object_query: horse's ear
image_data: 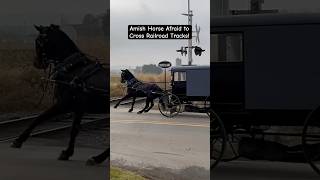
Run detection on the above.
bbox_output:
[34,25,42,32]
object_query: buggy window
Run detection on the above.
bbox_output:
[174,71,186,81]
[211,33,243,62]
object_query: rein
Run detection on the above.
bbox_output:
[34,63,54,108]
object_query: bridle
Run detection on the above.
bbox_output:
[34,34,57,107]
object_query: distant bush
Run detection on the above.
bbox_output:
[0,42,108,112]
[141,64,163,74]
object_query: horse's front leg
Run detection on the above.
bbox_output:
[11,103,65,148]
[128,95,136,112]
[58,112,83,160]
[114,94,131,109]
[86,148,110,166]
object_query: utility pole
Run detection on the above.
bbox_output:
[250,0,264,13]
[182,0,193,66]
[231,0,278,15]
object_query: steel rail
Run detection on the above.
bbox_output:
[0,115,108,143]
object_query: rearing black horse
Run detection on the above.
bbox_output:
[10,24,109,164]
[114,69,163,113]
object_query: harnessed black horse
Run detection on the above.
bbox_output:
[10,24,109,165]
[114,69,163,113]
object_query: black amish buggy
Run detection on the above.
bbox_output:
[211,13,320,175]
[114,65,210,117]
[157,65,210,117]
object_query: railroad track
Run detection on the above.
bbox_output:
[0,114,108,143]
[0,96,145,143]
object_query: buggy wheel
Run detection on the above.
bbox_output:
[158,93,181,118]
[211,109,226,170]
[302,106,320,176]
[218,133,241,162]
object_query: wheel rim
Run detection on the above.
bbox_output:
[158,93,181,118]
[211,109,226,170]
[302,107,320,175]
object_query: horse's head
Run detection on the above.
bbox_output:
[34,24,79,69]
[120,69,134,83]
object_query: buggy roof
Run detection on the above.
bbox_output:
[212,13,320,28]
[171,65,209,72]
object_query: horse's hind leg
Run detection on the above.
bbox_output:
[86,148,110,166]
[58,112,83,160]
[11,104,65,148]
[138,98,150,114]
[144,98,154,112]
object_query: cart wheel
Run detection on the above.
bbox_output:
[302,106,320,176]
[211,109,226,170]
[219,133,241,162]
[158,93,181,118]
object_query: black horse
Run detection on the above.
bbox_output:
[114,69,163,113]
[10,24,109,164]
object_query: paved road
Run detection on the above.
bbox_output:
[213,160,319,180]
[0,142,108,180]
[110,107,210,170]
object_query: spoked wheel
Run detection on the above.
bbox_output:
[219,132,241,162]
[302,107,320,176]
[158,92,182,118]
[210,109,226,170]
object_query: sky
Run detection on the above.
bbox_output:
[229,0,320,12]
[0,0,108,25]
[110,0,210,69]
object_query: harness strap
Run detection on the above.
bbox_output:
[70,62,103,91]
[54,53,87,73]
[77,62,102,80]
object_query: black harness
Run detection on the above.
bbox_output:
[49,53,107,96]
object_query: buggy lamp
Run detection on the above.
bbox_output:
[158,61,172,91]
[158,61,172,68]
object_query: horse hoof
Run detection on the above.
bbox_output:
[11,140,22,148]
[58,150,72,161]
[86,158,98,166]
[137,111,143,114]
[128,109,133,112]
[114,106,117,109]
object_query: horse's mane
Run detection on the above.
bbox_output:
[54,28,79,53]
[125,69,136,79]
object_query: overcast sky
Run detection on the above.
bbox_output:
[0,0,108,25]
[110,0,210,69]
[229,0,320,12]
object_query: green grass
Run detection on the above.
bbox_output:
[111,167,146,180]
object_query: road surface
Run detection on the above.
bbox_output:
[110,107,210,170]
[0,142,108,180]
[213,160,319,180]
